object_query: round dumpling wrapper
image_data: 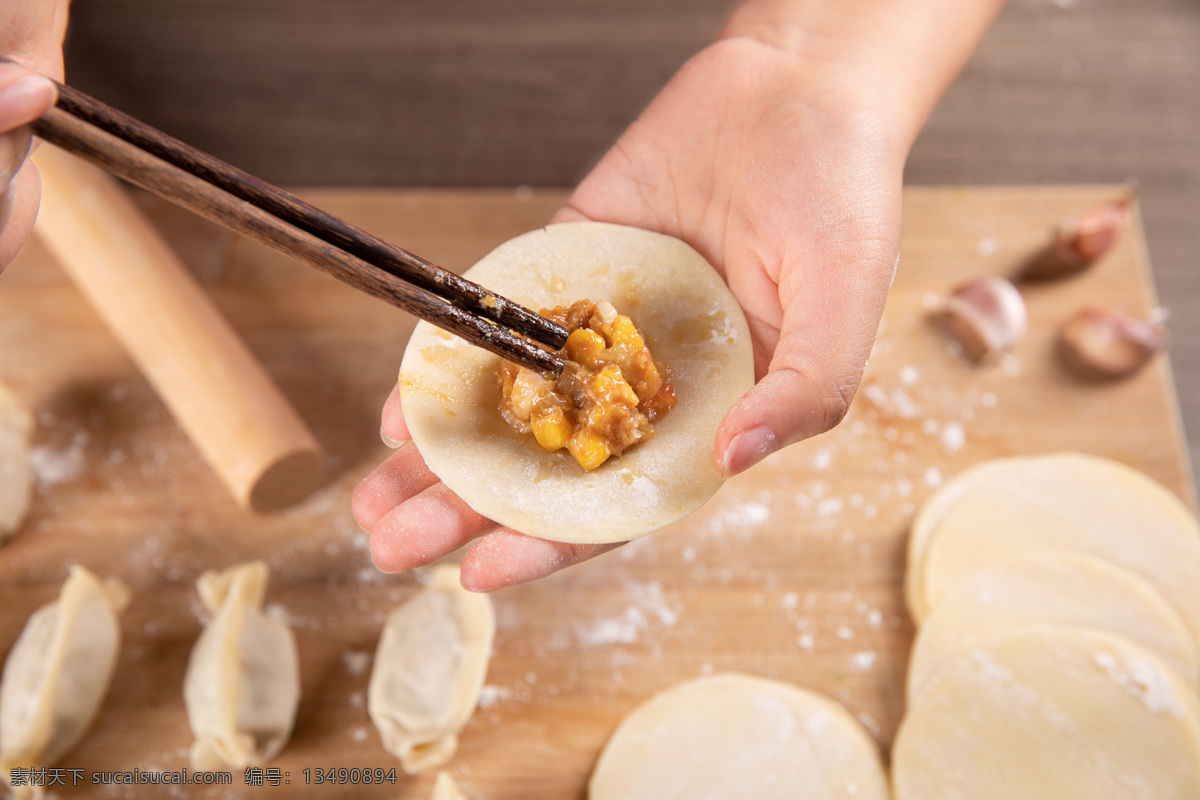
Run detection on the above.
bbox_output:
[904,457,1031,622]
[919,452,1200,646]
[893,627,1200,800]
[399,222,754,544]
[906,552,1200,705]
[590,673,889,800]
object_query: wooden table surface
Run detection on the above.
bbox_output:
[0,185,1192,798]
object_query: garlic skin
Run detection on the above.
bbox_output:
[1058,307,1167,379]
[937,276,1028,363]
[1020,199,1130,281]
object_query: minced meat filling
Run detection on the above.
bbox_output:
[498,299,677,470]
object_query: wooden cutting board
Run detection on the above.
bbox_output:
[0,186,1192,798]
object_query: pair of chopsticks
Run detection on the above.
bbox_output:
[10,58,568,376]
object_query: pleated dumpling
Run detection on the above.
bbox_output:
[0,566,129,797]
[184,561,300,771]
[368,564,494,774]
[431,771,468,799]
[0,382,33,544]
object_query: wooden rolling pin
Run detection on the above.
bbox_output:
[32,146,324,512]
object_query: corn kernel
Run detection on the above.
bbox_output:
[567,431,610,470]
[592,366,639,407]
[565,328,606,369]
[612,316,645,349]
[635,361,662,403]
[531,409,571,451]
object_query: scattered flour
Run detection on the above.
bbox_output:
[1093,652,1183,715]
[576,608,645,646]
[626,581,679,626]
[265,603,319,631]
[478,685,512,709]
[1001,355,1021,378]
[970,649,1015,684]
[28,432,88,488]
[816,498,843,518]
[704,501,771,534]
[342,649,371,676]
[890,388,919,419]
[851,651,878,672]
[574,581,680,647]
[939,421,966,455]
[861,382,923,419]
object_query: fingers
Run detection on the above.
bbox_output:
[350,443,439,531]
[0,162,40,272]
[353,422,622,589]
[714,242,898,476]
[0,63,55,137]
[379,383,409,447]
[353,445,621,587]
[549,203,591,225]
[0,127,32,240]
[0,64,55,191]
[461,530,622,592]
[0,64,55,275]
[368,482,498,574]
[715,366,855,475]
[351,440,499,574]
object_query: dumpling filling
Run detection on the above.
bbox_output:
[498,299,676,470]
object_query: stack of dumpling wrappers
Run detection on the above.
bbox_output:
[893,453,1200,799]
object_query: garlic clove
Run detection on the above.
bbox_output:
[936,276,1027,363]
[1058,307,1167,379]
[1019,198,1131,281]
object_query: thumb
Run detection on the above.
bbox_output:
[0,64,55,225]
[713,249,897,476]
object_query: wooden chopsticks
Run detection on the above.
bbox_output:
[16,61,568,376]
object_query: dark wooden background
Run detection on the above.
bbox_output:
[62,0,1200,492]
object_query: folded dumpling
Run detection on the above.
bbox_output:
[431,771,468,800]
[0,566,129,797]
[368,564,494,774]
[0,383,33,544]
[184,561,300,771]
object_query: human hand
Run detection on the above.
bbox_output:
[0,0,69,273]
[354,29,924,590]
